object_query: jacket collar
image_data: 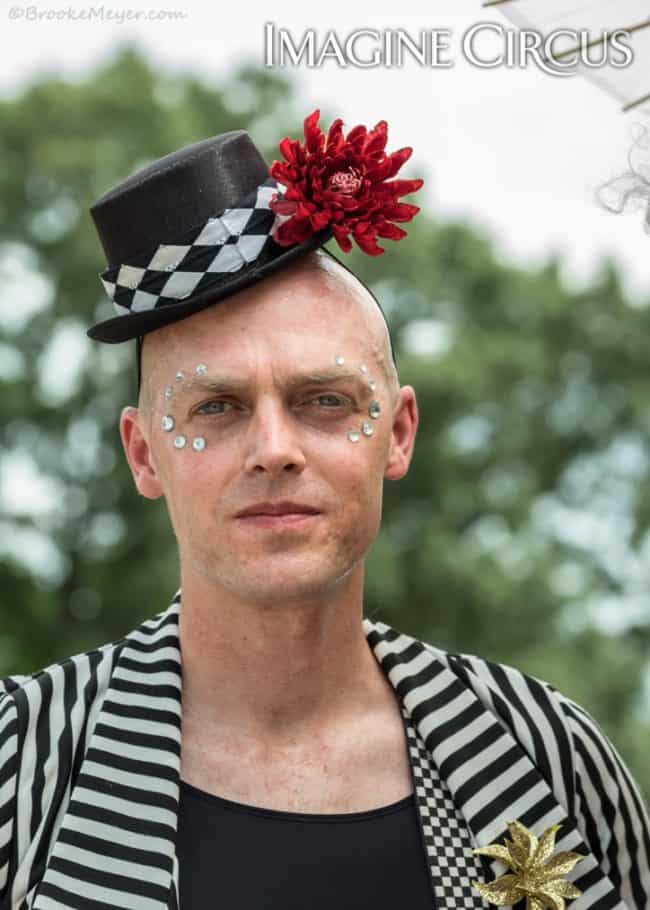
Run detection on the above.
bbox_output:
[31,591,629,910]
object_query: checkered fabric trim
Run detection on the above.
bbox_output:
[98,177,286,317]
[401,704,491,909]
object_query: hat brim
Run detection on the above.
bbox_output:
[86,227,335,344]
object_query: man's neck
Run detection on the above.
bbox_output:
[176,568,394,748]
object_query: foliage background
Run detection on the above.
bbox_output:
[1,47,649,800]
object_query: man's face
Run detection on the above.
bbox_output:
[121,255,417,607]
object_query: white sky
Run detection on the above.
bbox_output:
[2,0,650,299]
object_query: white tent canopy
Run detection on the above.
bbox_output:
[484,1,650,113]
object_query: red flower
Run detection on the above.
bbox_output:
[269,109,424,256]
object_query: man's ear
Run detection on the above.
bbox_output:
[120,406,164,500]
[384,386,419,481]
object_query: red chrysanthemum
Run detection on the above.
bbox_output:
[268,109,424,256]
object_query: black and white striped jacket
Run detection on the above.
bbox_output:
[1,590,649,909]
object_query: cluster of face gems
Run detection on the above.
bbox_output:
[334,355,381,442]
[171,433,206,451]
[160,363,211,453]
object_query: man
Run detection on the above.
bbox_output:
[1,113,649,910]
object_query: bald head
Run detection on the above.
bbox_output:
[137,249,400,418]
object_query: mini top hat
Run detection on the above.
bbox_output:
[87,109,424,344]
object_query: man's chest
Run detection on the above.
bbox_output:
[179,707,415,814]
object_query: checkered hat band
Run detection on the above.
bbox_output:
[98,177,288,317]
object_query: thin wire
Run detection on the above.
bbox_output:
[623,92,650,113]
[136,335,143,401]
[552,17,650,59]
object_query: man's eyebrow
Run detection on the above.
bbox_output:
[173,369,372,396]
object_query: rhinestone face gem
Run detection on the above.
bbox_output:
[347,430,360,443]
[192,436,206,452]
[368,380,376,391]
[359,363,368,373]
[195,363,207,375]
[361,422,374,436]
[335,356,345,366]
[173,435,187,449]
[368,400,381,419]
[161,415,175,432]
[165,386,174,400]
[175,371,185,382]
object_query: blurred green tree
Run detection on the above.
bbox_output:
[0,44,648,798]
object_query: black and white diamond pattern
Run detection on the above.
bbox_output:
[401,704,491,909]
[98,178,286,317]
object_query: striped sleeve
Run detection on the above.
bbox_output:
[551,688,650,909]
[451,649,650,908]
[0,692,18,902]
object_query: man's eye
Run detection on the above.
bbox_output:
[194,395,347,416]
[195,400,232,416]
[311,394,347,408]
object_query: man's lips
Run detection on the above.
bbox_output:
[236,513,320,527]
[234,501,321,518]
[234,509,322,530]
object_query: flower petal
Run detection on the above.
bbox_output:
[273,216,314,246]
[546,879,583,899]
[332,226,353,253]
[508,819,538,860]
[472,874,524,906]
[379,202,420,222]
[345,123,368,146]
[530,823,562,869]
[541,851,586,877]
[304,109,325,154]
[536,883,568,910]
[325,118,344,153]
[364,120,388,157]
[269,198,298,216]
[278,137,297,163]
[507,840,529,873]
[309,209,332,230]
[354,231,385,256]
[471,844,513,864]
[366,146,413,182]
[375,222,408,241]
[382,178,425,198]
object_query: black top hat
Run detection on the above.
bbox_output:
[88,111,424,347]
[87,130,333,343]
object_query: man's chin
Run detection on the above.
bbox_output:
[218,560,351,605]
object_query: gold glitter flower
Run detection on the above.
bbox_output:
[471,819,585,910]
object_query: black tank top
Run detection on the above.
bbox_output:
[177,779,436,908]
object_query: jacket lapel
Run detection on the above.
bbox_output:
[30,594,629,910]
[364,618,633,910]
[31,596,183,910]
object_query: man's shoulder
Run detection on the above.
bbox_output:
[363,614,563,708]
[0,632,125,703]
[363,615,590,775]
[0,591,182,703]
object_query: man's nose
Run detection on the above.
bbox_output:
[242,399,307,475]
